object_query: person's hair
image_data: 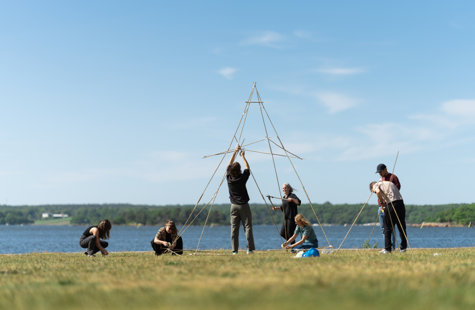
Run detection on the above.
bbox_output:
[227,162,241,177]
[97,219,111,239]
[369,182,376,192]
[165,219,178,235]
[294,214,311,227]
[283,183,294,193]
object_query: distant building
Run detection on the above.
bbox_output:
[53,213,69,218]
[42,213,69,219]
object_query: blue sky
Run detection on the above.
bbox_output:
[1,1,474,206]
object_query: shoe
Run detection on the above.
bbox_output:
[399,249,406,253]
[379,249,390,254]
[232,251,238,255]
[247,250,253,254]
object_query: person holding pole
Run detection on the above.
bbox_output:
[272,183,301,242]
[151,219,183,255]
[376,163,400,249]
[370,180,407,254]
[226,145,255,255]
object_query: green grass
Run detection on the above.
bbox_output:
[33,218,71,225]
[1,248,473,310]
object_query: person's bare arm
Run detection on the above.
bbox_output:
[228,145,241,166]
[90,227,108,255]
[240,150,249,170]
[282,234,297,247]
[154,233,170,247]
[286,235,307,249]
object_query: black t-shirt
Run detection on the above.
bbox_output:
[226,169,250,205]
[282,193,301,219]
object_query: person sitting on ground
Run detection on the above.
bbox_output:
[272,183,301,243]
[282,214,318,251]
[151,219,183,255]
[79,219,111,257]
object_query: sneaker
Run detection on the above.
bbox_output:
[232,251,238,255]
[399,249,406,253]
[247,250,254,255]
[379,249,390,254]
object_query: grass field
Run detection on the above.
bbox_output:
[33,218,71,225]
[1,248,473,310]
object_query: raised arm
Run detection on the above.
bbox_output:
[228,145,241,166]
[240,149,249,170]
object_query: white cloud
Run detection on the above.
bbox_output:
[441,99,475,118]
[316,67,365,76]
[241,31,284,47]
[335,122,440,161]
[293,30,312,39]
[218,67,238,80]
[409,114,458,129]
[410,99,475,129]
[313,92,358,114]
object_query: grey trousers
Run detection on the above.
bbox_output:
[230,203,255,252]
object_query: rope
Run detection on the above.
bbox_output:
[337,192,373,250]
[250,171,282,238]
[257,99,287,242]
[178,102,251,238]
[366,213,379,246]
[260,102,332,247]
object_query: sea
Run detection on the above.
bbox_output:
[1,225,473,254]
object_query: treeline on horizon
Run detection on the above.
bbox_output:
[0,202,474,226]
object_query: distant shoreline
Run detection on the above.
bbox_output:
[14,222,472,228]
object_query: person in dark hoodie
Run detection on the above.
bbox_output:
[226,145,255,255]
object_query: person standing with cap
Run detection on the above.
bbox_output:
[376,163,401,250]
[370,180,407,253]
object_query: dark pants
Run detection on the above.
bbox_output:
[384,200,407,251]
[79,235,108,255]
[230,203,255,252]
[151,237,183,255]
[280,219,296,243]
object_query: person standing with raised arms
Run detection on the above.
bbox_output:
[226,145,255,255]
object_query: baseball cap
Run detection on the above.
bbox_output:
[376,164,386,173]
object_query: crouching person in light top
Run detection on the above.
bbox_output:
[151,219,183,255]
[282,214,318,251]
[79,219,111,257]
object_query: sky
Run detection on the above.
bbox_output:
[1,1,474,206]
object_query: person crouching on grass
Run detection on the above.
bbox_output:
[79,219,111,257]
[151,219,183,255]
[282,214,318,251]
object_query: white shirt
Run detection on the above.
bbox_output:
[372,180,403,204]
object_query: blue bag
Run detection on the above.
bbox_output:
[302,247,320,257]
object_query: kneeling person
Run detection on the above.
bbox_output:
[282,214,318,251]
[79,219,111,256]
[151,220,183,255]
